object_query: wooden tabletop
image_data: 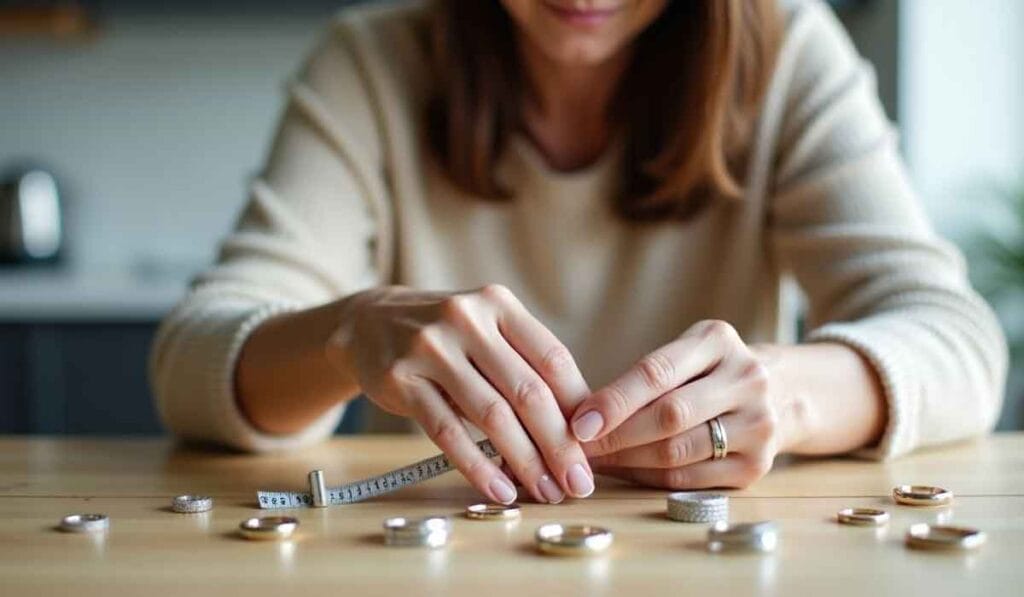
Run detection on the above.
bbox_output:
[2,434,1022,596]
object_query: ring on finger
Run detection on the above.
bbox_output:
[708,417,728,460]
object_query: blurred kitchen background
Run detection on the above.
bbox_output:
[1,0,1021,435]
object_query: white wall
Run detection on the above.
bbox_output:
[0,17,320,275]
[900,0,1024,233]
[900,0,1024,428]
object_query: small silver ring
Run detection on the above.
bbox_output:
[238,516,299,541]
[708,417,728,460]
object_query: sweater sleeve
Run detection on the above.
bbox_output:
[149,23,393,452]
[767,1,1008,459]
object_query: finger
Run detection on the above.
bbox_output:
[405,377,518,504]
[485,284,591,415]
[469,335,594,500]
[588,412,745,469]
[592,455,755,490]
[570,321,736,442]
[583,374,738,458]
[433,354,564,504]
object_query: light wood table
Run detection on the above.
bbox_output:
[1,434,1022,596]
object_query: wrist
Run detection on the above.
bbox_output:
[750,343,815,454]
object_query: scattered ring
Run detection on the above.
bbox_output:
[383,516,451,547]
[59,513,109,533]
[171,495,213,514]
[707,520,778,553]
[893,485,953,507]
[465,503,521,521]
[837,507,890,527]
[535,523,613,556]
[238,516,299,541]
[906,523,986,551]
[667,492,729,523]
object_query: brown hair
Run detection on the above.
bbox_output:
[427,1,783,220]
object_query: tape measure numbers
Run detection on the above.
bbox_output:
[257,439,499,509]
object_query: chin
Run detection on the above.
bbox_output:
[543,38,620,66]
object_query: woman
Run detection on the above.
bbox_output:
[151,0,1007,506]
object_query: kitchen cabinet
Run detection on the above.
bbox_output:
[0,320,365,435]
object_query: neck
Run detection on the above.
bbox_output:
[517,39,632,171]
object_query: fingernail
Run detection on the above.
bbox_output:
[566,463,595,498]
[572,411,605,442]
[537,474,565,504]
[489,477,518,505]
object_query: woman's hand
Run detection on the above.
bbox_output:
[569,320,785,489]
[329,284,595,504]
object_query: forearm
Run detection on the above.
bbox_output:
[753,342,886,455]
[235,298,360,435]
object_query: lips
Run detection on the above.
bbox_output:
[541,1,623,27]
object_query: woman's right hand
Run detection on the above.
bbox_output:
[328,284,595,504]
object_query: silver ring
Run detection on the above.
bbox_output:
[707,520,778,553]
[708,417,728,460]
[535,523,613,556]
[906,523,986,551]
[238,516,299,541]
[59,513,109,533]
[383,516,451,548]
[667,492,729,523]
[172,495,213,513]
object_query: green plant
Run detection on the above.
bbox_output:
[965,182,1024,428]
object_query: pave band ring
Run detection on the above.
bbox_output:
[708,417,728,460]
[171,495,213,514]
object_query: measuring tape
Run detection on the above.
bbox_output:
[256,439,499,509]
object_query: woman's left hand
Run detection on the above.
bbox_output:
[569,320,786,489]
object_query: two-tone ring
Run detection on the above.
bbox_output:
[708,417,728,460]
[837,507,890,527]
[893,485,953,507]
[465,503,521,521]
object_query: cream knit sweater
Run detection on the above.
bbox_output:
[150,0,1007,459]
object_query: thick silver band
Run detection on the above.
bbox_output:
[59,513,109,533]
[172,495,213,514]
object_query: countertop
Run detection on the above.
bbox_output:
[1,434,1021,596]
[0,267,191,322]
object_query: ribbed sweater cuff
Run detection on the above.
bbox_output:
[806,321,915,460]
[161,301,345,453]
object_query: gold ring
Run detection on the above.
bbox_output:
[465,503,521,521]
[535,523,613,556]
[238,516,299,541]
[906,524,986,551]
[837,507,890,526]
[893,485,953,507]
